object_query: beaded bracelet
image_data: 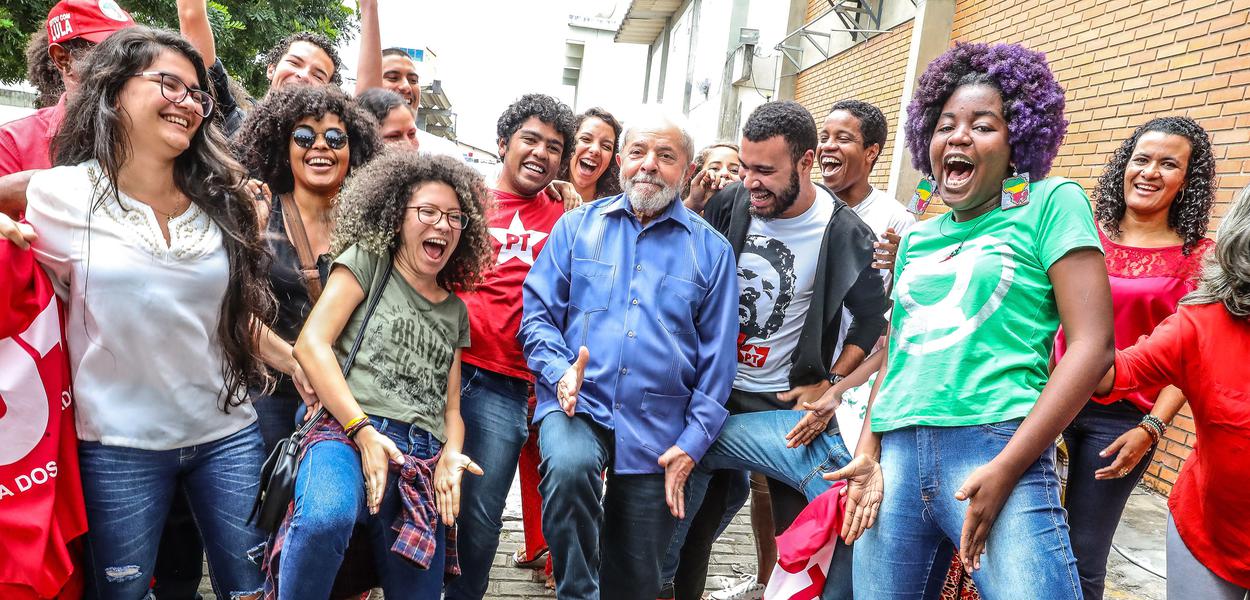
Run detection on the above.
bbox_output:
[1136,423,1160,445]
[1142,414,1167,436]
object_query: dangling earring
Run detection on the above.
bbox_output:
[907,176,938,215]
[1001,169,1030,210]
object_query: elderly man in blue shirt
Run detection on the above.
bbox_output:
[520,108,739,600]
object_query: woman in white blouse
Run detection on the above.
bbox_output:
[0,27,273,598]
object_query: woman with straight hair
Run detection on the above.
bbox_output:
[0,26,273,598]
[1094,183,1250,599]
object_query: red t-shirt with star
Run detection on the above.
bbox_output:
[459,188,565,381]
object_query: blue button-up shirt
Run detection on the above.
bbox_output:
[520,194,739,474]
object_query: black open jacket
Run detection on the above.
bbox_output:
[702,181,889,388]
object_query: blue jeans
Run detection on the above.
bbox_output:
[693,410,855,600]
[854,422,1081,600]
[538,412,680,600]
[1062,400,1153,600]
[661,468,750,584]
[77,422,266,600]
[444,364,530,600]
[279,416,445,600]
[252,387,301,456]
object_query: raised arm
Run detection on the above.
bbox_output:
[176,0,217,66]
[353,0,383,95]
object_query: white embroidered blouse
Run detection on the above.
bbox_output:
[25,161,256,450]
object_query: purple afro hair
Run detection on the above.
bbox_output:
[904,42,1068,179]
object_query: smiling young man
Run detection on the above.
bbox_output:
[176,0,342,137]
[819,100,916,282]
[444,94,576,600]
[669,101,889,599]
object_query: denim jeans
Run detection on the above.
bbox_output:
[443,364,531,600]
[251,387,301,457]
[854,422,1081,600]
[1062,400,1153,600]
[279,416,445,600]
[693,409,855,600]
[538,412,680,600]
[77,422,266,600]
[661,468,750,585]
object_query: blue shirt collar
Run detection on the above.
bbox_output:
[599,192,693,232]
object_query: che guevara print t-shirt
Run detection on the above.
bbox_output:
[870,178,1101,432]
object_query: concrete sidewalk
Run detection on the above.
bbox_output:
[199,480,1170,598]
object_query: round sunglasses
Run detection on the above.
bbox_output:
[291,125,349,150]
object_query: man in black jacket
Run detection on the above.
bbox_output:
[668,101,888,600]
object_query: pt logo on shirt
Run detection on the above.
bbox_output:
[490,212,548,265]
[737,333,771,368]
[893,235,1015,354]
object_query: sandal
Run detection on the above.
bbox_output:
[508,546,549,570]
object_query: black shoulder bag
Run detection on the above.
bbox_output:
[249,250,395,532]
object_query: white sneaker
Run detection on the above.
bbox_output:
[707,575,765,600]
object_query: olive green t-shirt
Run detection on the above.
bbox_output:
[333,245,470,441]
[870,178,1102,432]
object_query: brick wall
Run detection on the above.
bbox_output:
[949,0,1250,495]
[792,0,1250,494]
[794,19,914,191]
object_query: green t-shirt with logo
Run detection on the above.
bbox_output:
[870,178,1101,432]
[333,245,471,441]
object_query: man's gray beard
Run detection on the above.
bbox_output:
[621,175,679,217]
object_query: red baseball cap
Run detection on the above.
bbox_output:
[46,0,135,46]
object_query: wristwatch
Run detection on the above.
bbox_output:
[827,373,846,386]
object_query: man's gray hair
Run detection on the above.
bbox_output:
[618,105,696,165]
[1182,183,1250,318]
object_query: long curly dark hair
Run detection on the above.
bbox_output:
[332,151,493,291]
[52,26,274,408]
[233,84,382,195]
[557,107,623,199]
[1094,116,1215,255]
[904,42,1067,179]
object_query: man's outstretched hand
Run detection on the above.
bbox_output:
[557,346,589,416]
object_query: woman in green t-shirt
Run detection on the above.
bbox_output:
[827,43,1115,599]
[283,152,495,597]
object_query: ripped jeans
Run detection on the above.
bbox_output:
[78,422,266,600]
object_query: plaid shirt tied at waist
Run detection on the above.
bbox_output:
[262,415,459,599]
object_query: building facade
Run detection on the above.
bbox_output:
[789,0,1250,494]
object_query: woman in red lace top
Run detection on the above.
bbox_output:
[1054,116,1216,600]
[1096,183,1250,598]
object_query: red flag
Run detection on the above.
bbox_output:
[0,239,87,599]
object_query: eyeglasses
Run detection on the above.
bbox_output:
[291,125,349,150]
[406,206,468,230]
[132,71,214,118]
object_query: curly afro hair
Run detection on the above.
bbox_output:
[904,42,1067,179]
[233,84,382,195]
[557,107,623,199]
[1094,116,1215,255]
[262,32,344,86]
[496,93,576,167]
[743,100,819,166]
[331,151,494,291]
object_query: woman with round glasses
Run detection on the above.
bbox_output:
[234,84,382,454]
[0,26,274,596]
